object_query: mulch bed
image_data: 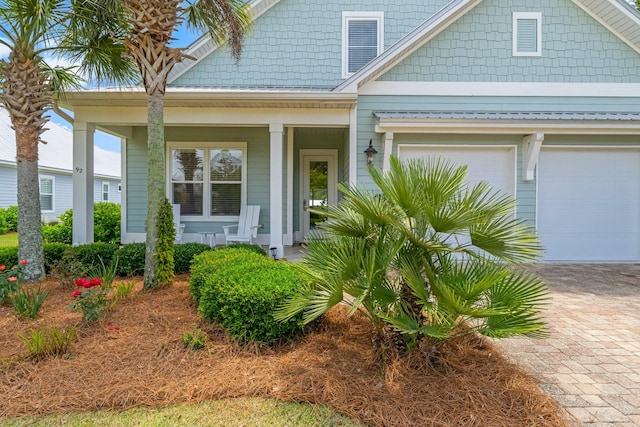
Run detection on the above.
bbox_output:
[0,276,571,426]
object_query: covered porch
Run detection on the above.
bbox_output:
[59,88,357,257]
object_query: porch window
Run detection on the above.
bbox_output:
[342,12,384,78]
[170,143,246,219]
[39,176,54,213]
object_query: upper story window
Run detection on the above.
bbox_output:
[513,12,542,56]
[39,176,54,213]
[169,142,247,221]
[342,12,384,78]
[102,182,110,201]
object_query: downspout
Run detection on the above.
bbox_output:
[52,100,74,124]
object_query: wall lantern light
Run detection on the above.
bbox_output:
[364,139,378,166]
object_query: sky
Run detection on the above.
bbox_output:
[50,25,202,152]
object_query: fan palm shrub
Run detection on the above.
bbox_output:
[277,156,549,351]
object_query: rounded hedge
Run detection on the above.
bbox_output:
[114,243,146,277]
[191,248,306,345]
[174,243,212,274]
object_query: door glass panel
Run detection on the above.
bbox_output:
[309,161,329,230]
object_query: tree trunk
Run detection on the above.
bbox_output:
[143,90,166,288]
[15,129,44,282]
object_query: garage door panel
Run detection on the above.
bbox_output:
[538,148,640,262]
[398,146,516,196]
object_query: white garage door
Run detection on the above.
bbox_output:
[538,148,640,262]
[397,145,516,196]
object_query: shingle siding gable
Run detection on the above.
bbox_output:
[170,0,449,89]
[379,0,640,83]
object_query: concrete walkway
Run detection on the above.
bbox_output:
[496,264,640,426]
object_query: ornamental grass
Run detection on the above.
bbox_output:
[0,275,571,427]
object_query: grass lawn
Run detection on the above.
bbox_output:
[0,232,17,247]
[1,397,361,427]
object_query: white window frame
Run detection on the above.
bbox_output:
[102,181,110,201]
[342,11,384,78]
[167,141,248,222]
[39,175,55,213]
[513,12,542,57]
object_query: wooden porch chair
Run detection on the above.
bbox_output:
[223,205,261,245]
[172,204,186,244]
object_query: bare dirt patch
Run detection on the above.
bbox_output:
[0,276,571,427]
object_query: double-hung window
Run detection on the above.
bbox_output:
[342,12,384,78]
[102,182,110,201]
[513,12,542,56]
[170,142,246,220]
[39,176,54,213]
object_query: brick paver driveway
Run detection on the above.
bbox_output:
[495,265,640,426]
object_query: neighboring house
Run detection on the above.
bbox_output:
[60,0,640,262]
[0,110,121,223]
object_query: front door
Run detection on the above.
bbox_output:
[301,150,337,239]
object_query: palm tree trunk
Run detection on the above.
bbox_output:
[15,127,44,282]
[143,90,166,288]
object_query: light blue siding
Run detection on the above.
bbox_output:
[380,0,640,83]
[171,0,448,88]
[94,179,122,205]
[0,165,17,209]
[126,126,271,235]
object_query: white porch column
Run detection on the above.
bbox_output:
[269,123,284,258]
[72,122,95,245]
[383,132,394,172]
[348,106,358,184]
[285,127,294,246]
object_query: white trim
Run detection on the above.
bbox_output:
[359,81,640,97]
[342,11,385,79]
[120,137,127,243]
[349,106,358,184]
[166,141,248,222]
[39,175,55,213]
[299,149,339,240]
[72,122,95,245]
[286,127,294,246]
[512,12,542,57]
[522,133,544,182]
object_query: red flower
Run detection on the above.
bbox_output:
[89,278,103,287]
[0,265,5,271]
[19,259,27,265]
[7,276,16,282]
[75,278,88,287]
[72,290,82,298]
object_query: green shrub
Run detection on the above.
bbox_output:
[192,249,306,345]
[0,210,8,235]
[18,325,76,360]
[49,254,87,289]
[43,243,71,273]
[155,198,175,286]
[182,324,207,350]
[3,206,18,233]
[41,202,121,244]
[94,202,121,244]
[114,243,146,277]
[69,242,118,272]
[0,246,18,270]
[225,243,267,256]
[9,285,50,320]
[42,222,72,244]
[174,243,212,274]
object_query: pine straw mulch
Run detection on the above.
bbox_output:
[0,276,571,427]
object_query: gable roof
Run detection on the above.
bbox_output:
[335,0,640,92]
[168,0,281,84]
[0,110,121,179]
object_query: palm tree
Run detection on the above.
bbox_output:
[277,156,549,351]
[117,0,251,288]
[0,0,135,281]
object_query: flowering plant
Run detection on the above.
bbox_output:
[68,277,111,323]
[0,259,27,303]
